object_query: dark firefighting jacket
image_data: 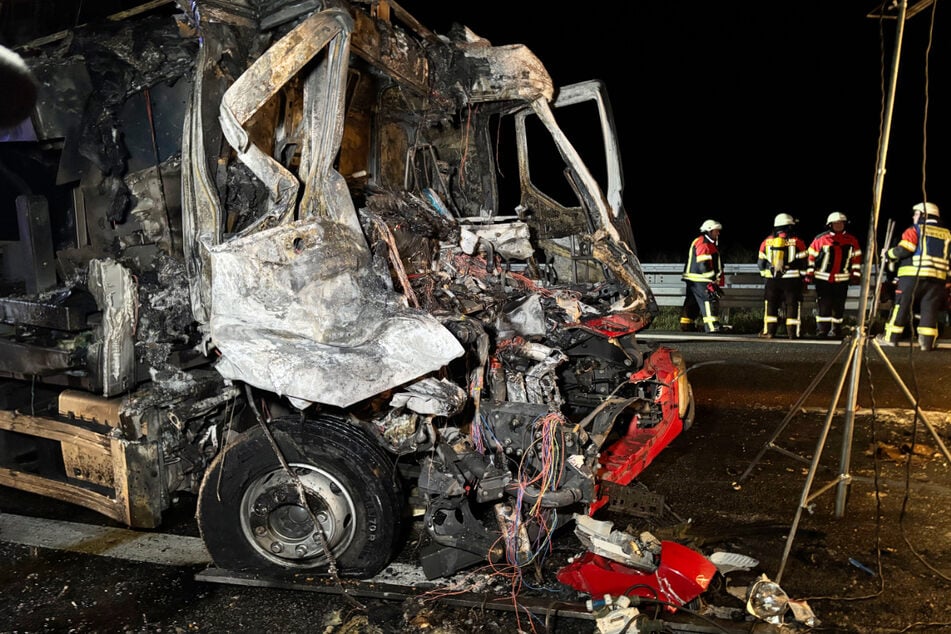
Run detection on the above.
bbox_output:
[887,219,951,279]
[807,230,863,283]
[682,234,724,285]
[758,230,808,278]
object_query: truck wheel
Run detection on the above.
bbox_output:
[197,414,403,578]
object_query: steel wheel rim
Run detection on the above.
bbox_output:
[239,462,356,567]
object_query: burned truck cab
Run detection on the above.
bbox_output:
[0,1,693,581]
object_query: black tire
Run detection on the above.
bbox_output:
[197,414,403,578]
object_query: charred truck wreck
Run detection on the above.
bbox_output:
[0,1,695,584]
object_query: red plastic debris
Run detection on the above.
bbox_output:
[556,541,717,611]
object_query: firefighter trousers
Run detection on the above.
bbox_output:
[681,281,721,332]
[762,277,802,338]
[815,280,849,336]
[883,276,946,350]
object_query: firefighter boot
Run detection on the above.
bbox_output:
[760,313,778,339]
[919,333,937,351]
[786,321,800,340]
[874,333,898,347]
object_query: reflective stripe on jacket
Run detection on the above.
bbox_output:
[682,235,723,284]
[888,221,951,279]
[807,230,863,282]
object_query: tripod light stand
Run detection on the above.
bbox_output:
[735,0,951,585]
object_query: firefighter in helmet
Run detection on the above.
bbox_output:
[757,213,808,338]
[680,219,725,333]
[877,202,951,351]
[805,211,862,338]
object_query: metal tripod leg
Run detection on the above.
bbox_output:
[776,333,951,584]
[775,335,859,584]
[870,338,951,462]
[735,337,855,485]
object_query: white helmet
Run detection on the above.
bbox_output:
[774,213,797,227]
[700,219,722,233]
[826,211,848,224]
[912,202,940,217]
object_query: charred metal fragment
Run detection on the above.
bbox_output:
[0,289,96,332]
[209,219,464,407]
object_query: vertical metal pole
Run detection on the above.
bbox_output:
[835,0,908,516]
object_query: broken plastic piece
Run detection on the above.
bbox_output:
[787,599,819,628]
[557,541,716,611]
[708,551,759,574]
[588,594,641,634]
[848,557,877,577]
[572,514,659,571]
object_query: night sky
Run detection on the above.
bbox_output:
[399,2,950,263]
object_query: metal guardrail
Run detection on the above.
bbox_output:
[642,263,864,311]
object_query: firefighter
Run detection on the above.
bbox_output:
[877,202,951,351]
[680,219,725,333]
[804,211,863,338]
[757,213,808,339]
